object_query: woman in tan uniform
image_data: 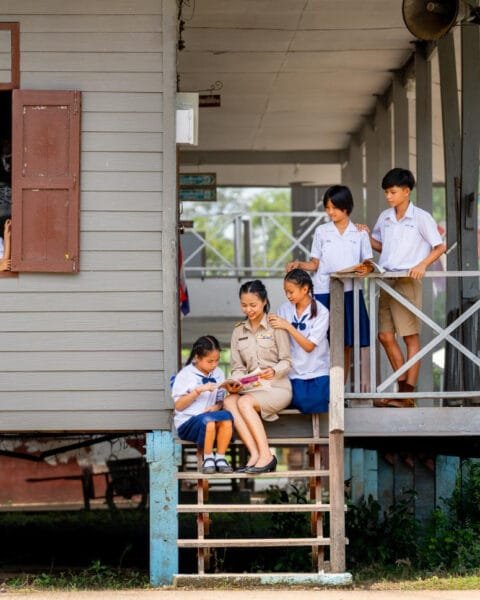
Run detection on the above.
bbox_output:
[224,280,292,473]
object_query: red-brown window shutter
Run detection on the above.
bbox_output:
[11,90,81,272]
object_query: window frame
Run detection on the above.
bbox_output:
[0,22,20,91]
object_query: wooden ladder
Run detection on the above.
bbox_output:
[176,411,346,574]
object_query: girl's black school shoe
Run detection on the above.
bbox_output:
[215,457,233,473]
[245,455,277,474]
[202,457,216,474]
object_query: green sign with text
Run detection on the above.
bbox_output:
[179,173,217,201]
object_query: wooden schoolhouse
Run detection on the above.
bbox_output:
[1,0,480,587]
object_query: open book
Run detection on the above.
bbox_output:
[336,260,385,274]
[221,370,271,393]
[363,260,386,274]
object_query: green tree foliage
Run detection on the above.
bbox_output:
[181,188,292,275]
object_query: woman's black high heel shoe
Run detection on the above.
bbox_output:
[245,455,277,474]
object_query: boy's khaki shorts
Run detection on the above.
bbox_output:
[378,277,422,337]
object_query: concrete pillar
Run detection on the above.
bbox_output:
[376,100,392,195]
[393,72,409,168]
[342,139,364,222]
[290,183,326,260]
[365,121,380,230]
[415,43,433,214]
[147,430,181,586]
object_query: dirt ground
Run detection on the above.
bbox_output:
[2,590,480,600]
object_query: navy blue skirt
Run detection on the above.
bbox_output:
[315,290,370,347]
[291,376,329,414]
[176,410,233,447]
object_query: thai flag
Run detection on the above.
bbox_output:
[179,246,190,316]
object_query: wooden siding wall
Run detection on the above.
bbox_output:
[0,0,177,431]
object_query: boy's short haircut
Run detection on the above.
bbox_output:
[323,184,354,215]
[381,168,415,190]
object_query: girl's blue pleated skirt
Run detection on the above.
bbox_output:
[290,376,329,414]
[315,289,370,347]
[176,410,233,447]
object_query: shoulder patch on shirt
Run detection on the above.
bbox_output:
[234,320,246,327]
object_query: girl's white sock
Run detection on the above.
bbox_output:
[215,453,225,460]
[204,453,215,460]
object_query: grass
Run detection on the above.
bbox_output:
[2,564,480,591]
[354,566,480,590]
[1,561,149,590]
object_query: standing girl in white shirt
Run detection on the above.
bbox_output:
[172,335,235,474]
[286,185,373,372]
[269,269,330,413]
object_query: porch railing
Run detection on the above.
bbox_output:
[332,271,480,406]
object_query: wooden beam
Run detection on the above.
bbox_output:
[177,503,335,513]
[178,538,331,548]
[329,431,346,573]
[329,277,344,433]
[345,407,480,437]
[180,150,347,166]
[415,42,434,396]
[438,31,462,400]
[460,5,480,393]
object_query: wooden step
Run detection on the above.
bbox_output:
[177,469,329,480]
[177,537,331,548]
[177,503,339,513]
[178,437,328,446]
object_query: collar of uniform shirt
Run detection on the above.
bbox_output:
[244,313,269,333]
[386,201,415,223]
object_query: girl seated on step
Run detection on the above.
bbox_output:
[269,269,330,414]
[172,335,239,474]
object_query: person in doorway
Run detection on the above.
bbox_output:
[0,217,11,271]
[285,185,373,376]
[224,280,292,473]
[172,335,235,474]
[269,268,330,413]
[367,168,446,407]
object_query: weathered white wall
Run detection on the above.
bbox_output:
[0,0,177,431]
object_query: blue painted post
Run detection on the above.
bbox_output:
[350,448,365,503]
[146,430,181,586]
[364,450,378,500]
[436,455,460,510]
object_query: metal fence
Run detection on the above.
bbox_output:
[182,211,328,277]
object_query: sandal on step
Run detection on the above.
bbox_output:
[202,457,216,474]
[373,398,415,408]
[215,458,233,473]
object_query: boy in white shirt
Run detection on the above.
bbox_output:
[369,168,446,407]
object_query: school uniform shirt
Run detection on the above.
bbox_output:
[310,221,373,294]
[276,300,330,380]
[372,203,443,271]
[172,363,226,430]
[230,313,291,380]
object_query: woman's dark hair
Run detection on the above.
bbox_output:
[323,185,354,215]
[284,269,317,318]
[239,279,270,313]
[186,335,221,365]
[381,167,415,190]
